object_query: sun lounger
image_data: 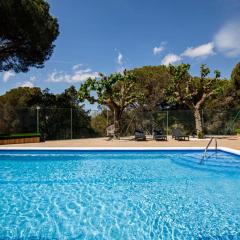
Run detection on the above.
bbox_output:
[153,129,167,141]
[172,128,189,141]
[135,129,146,141]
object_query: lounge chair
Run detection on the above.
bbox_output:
[135,129,146,141]
[106,124,115,140]
[172,128,189,141]
[153,129,167,141]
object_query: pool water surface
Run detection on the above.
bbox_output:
[0,150,240,239]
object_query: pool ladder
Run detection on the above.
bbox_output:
[200,137,218,164]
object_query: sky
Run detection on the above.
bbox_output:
[1,0,240,109]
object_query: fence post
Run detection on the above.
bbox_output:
[167,111,169,136]
[70,108,73,139]
[114,110,116,128]
[107,109,109,126]
[36,106,40,133]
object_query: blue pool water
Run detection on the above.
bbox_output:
[0,150,240,239]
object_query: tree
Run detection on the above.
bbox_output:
[91,110,108,137]
[78,70,143,138]
[202,63,240,111]
[231,62,240,95]
[168,64,221,137]
[0,86,96,139]
[0,87,43,133]
[132,65,171,111]
[39,86,95,140]
[0,0,59,73]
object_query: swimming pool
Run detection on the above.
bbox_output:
[0,149,240,239]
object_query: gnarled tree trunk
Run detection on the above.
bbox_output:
[194,108,203,136]
[113,107,124,139]
[107,103,123,139]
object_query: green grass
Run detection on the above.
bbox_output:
[0,133,41,140]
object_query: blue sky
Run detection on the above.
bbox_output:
[1,0,240,107]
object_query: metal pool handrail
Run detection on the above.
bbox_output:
[200,137,218,164]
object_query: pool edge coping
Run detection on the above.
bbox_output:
[0,147,239,156]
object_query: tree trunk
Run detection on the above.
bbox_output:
[194,108,203,136]
[106,100,123,139]
[113,108,122,139]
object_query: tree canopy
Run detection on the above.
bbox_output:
[167,64,221,136]
[78,70,143,137]
[231,62,240,93]
[132,65,171,110]
[0,86,96,139]
[0,0,59,73]
[1,62,239,139]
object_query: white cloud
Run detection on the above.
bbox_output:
[153,46,164,55]
[3,71,15,82]
[20,81,35,88]
[214,21,240,57]
[48,72,71,83]
[16,76,36,88]
[72,64,83,71]
[182,42,215,58]
[72,68,99,82]
[115,52,125,73]
[29,76,36,82]
[153,42,166,55]
[48,65,98,83]
[161,54,182,65]
[117,53,123,65]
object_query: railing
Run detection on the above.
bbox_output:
[200,137,218,164]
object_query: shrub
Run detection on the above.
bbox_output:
[197,131,205,139]
[235,129,240,135]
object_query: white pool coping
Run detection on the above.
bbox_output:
[0,146,239,156]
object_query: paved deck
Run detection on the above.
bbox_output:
[0,136,239,150]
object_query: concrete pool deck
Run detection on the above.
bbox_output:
[0,136,239,150]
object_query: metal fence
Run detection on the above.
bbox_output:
[115,109,240,137]
[0,107,96,140]
[0,107,239,140]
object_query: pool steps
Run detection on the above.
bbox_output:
[200,137,218,164]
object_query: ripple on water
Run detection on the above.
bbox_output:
[0,151,240,239]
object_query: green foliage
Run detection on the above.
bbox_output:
[206,62,240,110]
[168,64,221,108]
[203,79,233,110]
[197,131,204,139]
[131,65,171,110]
[168,64,222,134]
[231,62,240,92]
[78,70,145,137]
[0,86,96,140]
[0,0,59,73]
[78,70,142,108]
[91,110,108,136]
[78,70,143,135]
[1,61,240,139]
